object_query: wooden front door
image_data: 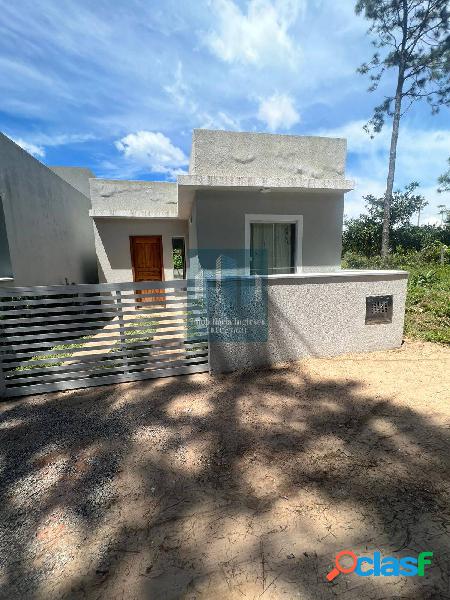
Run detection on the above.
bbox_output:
[130,236,164,302]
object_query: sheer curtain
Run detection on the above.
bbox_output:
[250,222,295,274]
[273,223,294,273]
[250,223,272,274]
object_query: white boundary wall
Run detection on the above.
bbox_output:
[208,271,408,373]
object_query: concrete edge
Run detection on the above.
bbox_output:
[177,174,354,192]
[89,210,180,219]
[199,271,409,285]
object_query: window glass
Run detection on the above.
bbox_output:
[250,222,295,275]
[172,237,186,279]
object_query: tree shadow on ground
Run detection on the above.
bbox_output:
[0,355,449,599]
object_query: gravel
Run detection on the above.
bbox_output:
[0,339,449,599]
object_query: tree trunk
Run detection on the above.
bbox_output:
[382,0,408,258]
[382,84,403,258]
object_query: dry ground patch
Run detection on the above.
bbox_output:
[0,339,449,599]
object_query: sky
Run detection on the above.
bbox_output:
[0,0,449,223]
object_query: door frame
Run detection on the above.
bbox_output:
[129,235,164,282]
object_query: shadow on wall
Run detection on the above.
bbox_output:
[81,254,99,284]
[0,346,448,599]
[0,196,13,278]
[96,222,133,271]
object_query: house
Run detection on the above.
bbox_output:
[0,129,408,396]
[90,129,354,283]
[90,129,408,372]
[0,133,97,287]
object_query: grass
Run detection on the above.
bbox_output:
[342,252,450,345]
[13,317,158,374]
[114,317,156,347]
[15,340,87,371]
[405,266,450,344]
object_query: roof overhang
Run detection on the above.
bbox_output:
[177,175,354,219]
[89,176,355,221]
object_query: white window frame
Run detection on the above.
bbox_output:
[244,214,303,275]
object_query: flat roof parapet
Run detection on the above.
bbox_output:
[89,179,178,218]
[189,129,347,180]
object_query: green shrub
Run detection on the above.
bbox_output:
[342,252,450,344]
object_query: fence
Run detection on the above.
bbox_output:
[0,280,209,398]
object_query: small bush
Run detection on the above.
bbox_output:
[342,251,450,345]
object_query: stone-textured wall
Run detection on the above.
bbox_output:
[0,133,97,286]
[90,179,178,217]
[208,273,408,373]
[189,129,346,180]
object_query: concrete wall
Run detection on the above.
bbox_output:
[189,129,346,180]
[93,218,189,282]
[208,272,408,373]
[50,167,94,198]
[192,189,344,272]
[90,179,178,217]
[0,134,97,287]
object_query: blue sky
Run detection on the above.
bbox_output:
[1,0,449,222]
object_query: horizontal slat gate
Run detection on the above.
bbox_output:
[0,280,209,398]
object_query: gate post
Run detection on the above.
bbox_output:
[115,290,130,375]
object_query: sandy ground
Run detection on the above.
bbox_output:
[0,339,449,600]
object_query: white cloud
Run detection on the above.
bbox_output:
[164,61,198,114]
[318,120,450,166]
[164,61,240,131]
[8,132,95,161]
[115,131,189,177]
[204,0,303,67]
[318,119,450,190]
[318,120,450,223]
[11,138,45,158]
[412,185,450,225]
[199,111,241,130]
[344,176,386,219]
[257,93,300,131]
[32,133,95,147]
[344,178,449,224]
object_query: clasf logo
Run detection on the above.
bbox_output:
[326,550,433,581]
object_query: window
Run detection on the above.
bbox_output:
[172,237,186,279]
[246,215,302,275]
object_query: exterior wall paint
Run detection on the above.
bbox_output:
[192,189,344,272]
[189,129,346,180]
[188,200,198,272]
[209,274,408,373]
[0,134,97,287]
[0,196,12,278]
[93,218,189,282]
[50,167,94,198]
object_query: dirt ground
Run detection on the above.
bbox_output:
[0,339,449,600]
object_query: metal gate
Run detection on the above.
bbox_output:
[0,280,209,398]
